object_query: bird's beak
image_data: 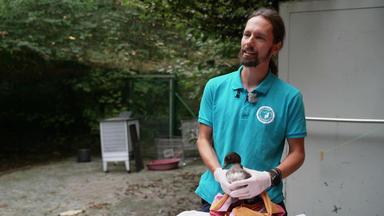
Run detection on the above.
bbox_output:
[223,162,229,169]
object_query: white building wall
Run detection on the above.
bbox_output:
[279,0,384,215]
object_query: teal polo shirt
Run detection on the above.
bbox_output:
[195,66,307,204]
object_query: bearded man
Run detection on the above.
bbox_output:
[195,8,307,216]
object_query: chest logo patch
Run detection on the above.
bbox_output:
[256,106,275,124]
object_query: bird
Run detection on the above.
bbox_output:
[223,152,262,204]
[223,152,251,183]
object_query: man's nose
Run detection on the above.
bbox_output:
[244,35,255,46]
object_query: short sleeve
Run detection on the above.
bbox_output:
[198,80,214,127]
[286,92,307,138]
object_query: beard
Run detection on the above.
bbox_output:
[238,47,273,67]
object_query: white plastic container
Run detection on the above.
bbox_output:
[99,117,139,172]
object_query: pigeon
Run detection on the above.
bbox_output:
[223,152,262,204]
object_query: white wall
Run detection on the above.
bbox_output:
[279,0,384,215]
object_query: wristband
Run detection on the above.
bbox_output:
[267,168,282,187]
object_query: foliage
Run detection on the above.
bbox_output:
[0,49,92,153]
[138,0,280,40]
[0,0,287,156]
[0,0,194,71]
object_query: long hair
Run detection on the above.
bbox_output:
[247,8,285,76]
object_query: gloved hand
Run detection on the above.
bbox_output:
[229,167,271,200]
[213,168,232,194]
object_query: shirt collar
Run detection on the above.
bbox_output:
[232,65,276,95]
[232,66,244,90]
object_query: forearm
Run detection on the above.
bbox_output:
[197,124,221,174]
[197,138,221,174]
[277,150,304,179]
[276,138,305,179]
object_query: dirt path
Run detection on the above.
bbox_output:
[0,157,206,216]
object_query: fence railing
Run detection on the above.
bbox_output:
[306,117,384,124]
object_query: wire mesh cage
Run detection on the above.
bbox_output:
[155,137,184,159]
[180,119,199,157]
[154,120,199,161]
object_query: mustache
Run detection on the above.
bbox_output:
[238,47,260,67]
[242,46,255,53]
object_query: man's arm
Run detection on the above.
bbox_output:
[197,123,221,174]
[276,137,305,178]
[229,137,305,199]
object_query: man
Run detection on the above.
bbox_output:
[195,8,307,214]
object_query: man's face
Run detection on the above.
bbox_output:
[239,16,280,67]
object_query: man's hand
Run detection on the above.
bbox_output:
[228,167,271,199]
[213,168,232,194]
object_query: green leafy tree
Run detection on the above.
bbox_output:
[137,0,280,40]
[0,0,289,158]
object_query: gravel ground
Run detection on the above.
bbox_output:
[0,157,206,216]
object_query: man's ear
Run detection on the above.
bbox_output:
[272,41,282,55]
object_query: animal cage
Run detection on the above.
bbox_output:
[99,117,140,172]
[180,119,199,157]
[154,119,199,160]
[155,137,184,159]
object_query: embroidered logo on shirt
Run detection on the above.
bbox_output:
[256,106,275,124]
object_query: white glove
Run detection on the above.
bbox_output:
[229,167,271,200]
[213,168,232,194]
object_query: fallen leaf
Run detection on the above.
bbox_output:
[59,209,84,216]
[89,203,110,209]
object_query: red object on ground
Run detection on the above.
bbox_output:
[147,158,181,170]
